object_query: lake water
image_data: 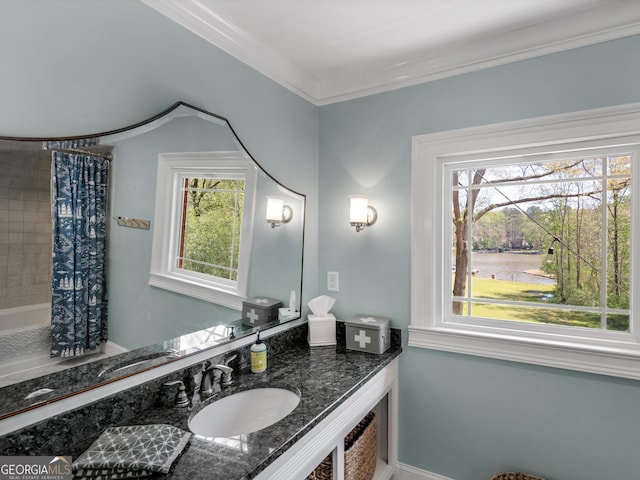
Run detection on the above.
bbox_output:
[466,252,556,285]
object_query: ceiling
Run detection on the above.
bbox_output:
[141,0,640,105]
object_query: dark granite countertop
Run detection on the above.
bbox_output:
[0,324,401,480]
[0,317,262,419]
[125,342,400,479]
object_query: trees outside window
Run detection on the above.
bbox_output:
[178,177,245,281]
[449,155,631,332]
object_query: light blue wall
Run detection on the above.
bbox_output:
[4,1,640,477]
[318,36,640,479]
[107,116,244,347]
[0,0,319,344]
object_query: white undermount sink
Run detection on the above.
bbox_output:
[188,387,300,438]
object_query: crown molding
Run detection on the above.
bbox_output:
[141,0,640,106]
[139,0,323,104]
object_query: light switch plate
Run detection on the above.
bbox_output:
[327,272,339,292]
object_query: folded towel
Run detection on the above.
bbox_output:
[73,424,191,480]
[74,467,154,480]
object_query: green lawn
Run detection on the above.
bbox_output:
[463,277,627,330]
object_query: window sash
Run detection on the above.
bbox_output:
[442,148,632,336]
[410,103,640,380]
[175,175,245,282]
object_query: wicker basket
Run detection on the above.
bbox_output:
[491,473,546,480]
[305,411,377,480]
[305,454,332,480]
[344,411,377,480]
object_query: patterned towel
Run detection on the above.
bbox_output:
[73,424,191,480]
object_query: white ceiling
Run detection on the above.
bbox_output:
[141,0,640,105]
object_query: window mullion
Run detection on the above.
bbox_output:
[445,166,454,322]
[229,184,240,279]
[177,177,189,270]
[465,170,473,317]
[633,150,640,341]
[601,159,609,329]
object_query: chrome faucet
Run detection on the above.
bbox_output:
[162,380,189,408]
[199,354,237,396]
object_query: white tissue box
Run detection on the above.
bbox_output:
[308,313,336,346]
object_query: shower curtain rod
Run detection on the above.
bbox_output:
[45,146,113,161]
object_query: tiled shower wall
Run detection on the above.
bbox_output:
[0,149,51,310]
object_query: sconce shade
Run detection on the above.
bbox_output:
[349,195,369,224]
[266,197,285,222]
[349,195,377,232]
[266,196,293,228]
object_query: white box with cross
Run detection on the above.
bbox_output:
[345,314,391,354]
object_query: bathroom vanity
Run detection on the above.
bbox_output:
[0,323,401,480]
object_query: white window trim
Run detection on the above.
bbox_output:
[410,102,640,380]
[149,151,257,310]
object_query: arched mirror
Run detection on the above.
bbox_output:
[0,103,305,418]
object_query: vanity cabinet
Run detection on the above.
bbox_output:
[255,357,399,480]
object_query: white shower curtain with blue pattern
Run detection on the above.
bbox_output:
[51,151,109,357]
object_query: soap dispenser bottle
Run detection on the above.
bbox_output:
[251,329,267,373]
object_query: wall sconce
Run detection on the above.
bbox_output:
[266,197,293,228]
[349,195,378,232]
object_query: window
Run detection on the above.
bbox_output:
[178,177,244,281]
[410,103,640,380]
[149,152,257,309]
[448,152,631,330]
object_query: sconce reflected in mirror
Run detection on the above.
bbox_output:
[266,196,293,228]
[349,195,378,232]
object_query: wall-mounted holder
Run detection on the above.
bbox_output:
[114,216,150,230]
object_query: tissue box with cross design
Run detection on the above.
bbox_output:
[242,297,282,327]
[345,314,391,354]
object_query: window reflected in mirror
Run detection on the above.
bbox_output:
[149,151,257,307]
[179,177,245,282]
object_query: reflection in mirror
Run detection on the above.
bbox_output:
[0,103,305,419]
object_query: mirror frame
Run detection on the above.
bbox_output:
[0,102,305,419]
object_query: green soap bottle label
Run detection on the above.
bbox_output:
[251,350,266,373]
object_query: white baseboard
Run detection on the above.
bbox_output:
[395,463,454,480]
